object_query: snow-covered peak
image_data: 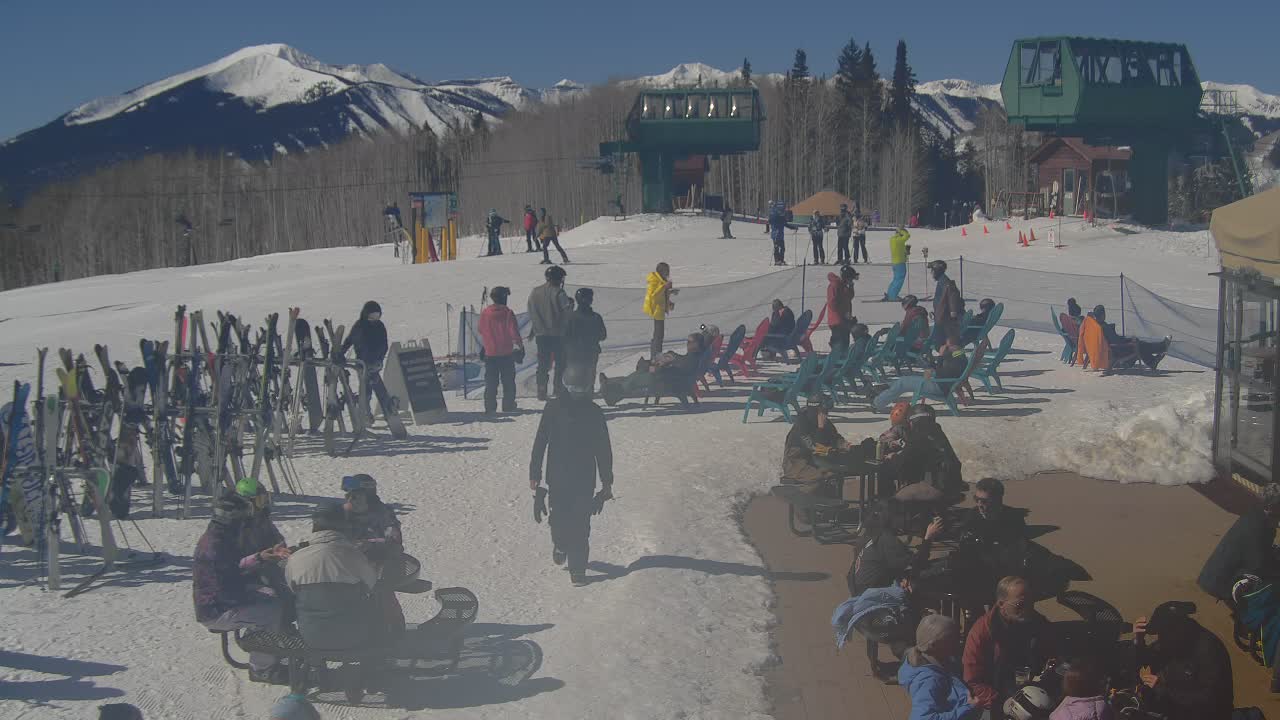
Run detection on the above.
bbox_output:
[628,62,744,88]
[917,79,1002,101]
[1202,81,1280,119]
[65,43,351,125]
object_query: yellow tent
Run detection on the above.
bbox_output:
[1211,187,1280,276]
[789,190,857,218]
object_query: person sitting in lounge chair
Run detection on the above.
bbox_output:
[599,333,705,405]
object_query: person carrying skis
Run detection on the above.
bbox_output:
[341,301,390,419]
[928,260,964,348]
[853,213,870,264]
[808,212,827,265]
[193,494,291,683]
[286,502,380,649]
[478,286,525,414]
[527,265,573,400]
[884,227,910,301]
[537,208,570,265]
[826,265,859,354]
[836,204,853,265]
[643,262,678,362]
[720,205,734,239]
[523,205,538,252]
[765,201,791,265]
[563,287,607,393]
[529,368,614,586]
[484,209,508,257]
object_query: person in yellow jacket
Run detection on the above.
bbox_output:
[537,208,570,265]
[643,262,679,361]
[884,227,911,301]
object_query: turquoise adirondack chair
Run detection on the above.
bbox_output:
[743,353,818,423]
[1051,309,1077,364]
[964,303,1004,349]
[970,329,1015,393]
[862,323,901,382]
[909,344,983,416]
[895,315,930,369]
[827,337,873,404]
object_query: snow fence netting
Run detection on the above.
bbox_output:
[455,258,1218,398]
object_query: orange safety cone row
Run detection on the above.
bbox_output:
[983,225,990,235]
[961,226,967,237]
[1030,228,1037,242]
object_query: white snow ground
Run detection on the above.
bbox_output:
[0,214,1219,718]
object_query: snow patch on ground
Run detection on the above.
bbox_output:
[1046,390,1214,485]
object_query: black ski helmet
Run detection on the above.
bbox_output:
[840,265,859,282]
[901,294,919,308]
[574,287,594,307]
[545,265,567,284]
[490,286,511,304]
[928,260,948,274]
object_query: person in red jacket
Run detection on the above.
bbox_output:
[478,286,525,414]
[963,575,1058,714]
[522,205,538,253]
[826,265,859,353]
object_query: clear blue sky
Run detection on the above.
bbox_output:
[1,0,1273,141]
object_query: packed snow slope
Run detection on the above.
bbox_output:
[0,215,1218,718]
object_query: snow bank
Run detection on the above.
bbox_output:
[1046,391,1214,485]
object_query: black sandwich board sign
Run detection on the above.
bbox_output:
[383,339,448,424]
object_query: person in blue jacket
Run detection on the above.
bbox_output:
[899,614,981,720]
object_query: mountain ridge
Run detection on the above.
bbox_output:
[3,46,1277,193]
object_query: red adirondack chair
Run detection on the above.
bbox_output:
[798,304,827,356]
[731,317,771,377]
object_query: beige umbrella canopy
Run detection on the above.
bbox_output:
[789,190,857,218]
[1211,187,1280,276]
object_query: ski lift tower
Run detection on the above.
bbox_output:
[1002,37,1203,225]
[594,87,763,214]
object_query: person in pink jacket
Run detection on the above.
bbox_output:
[477,286,525,414]
[1050,659,1114,720]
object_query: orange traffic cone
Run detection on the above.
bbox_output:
[961,226,967,237]
[1049,209,1055,219]
[983,225,990,235]
[1018,232,1027,247]
[1030,228,1037,242]
[1083,210,1090,221]
[1005,221,1012,230]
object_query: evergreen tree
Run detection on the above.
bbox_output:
[740,57,752,86]
[890,39,917,129]
[789,49,810,81]
[834,38,864,104]
[859,43,880,104]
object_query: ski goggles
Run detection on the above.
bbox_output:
[341,475,362,492]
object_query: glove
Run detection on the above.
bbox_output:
[514,346,526,364]
[813,444,831,456]
[592,487,613,515]
[533,486,547,524]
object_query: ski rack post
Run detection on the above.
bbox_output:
[461,308,468,399]
[799,257,806,314]
[959,256,964,298]
[1120,273,1126,336]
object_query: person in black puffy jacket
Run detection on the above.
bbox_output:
[341,301,389,416]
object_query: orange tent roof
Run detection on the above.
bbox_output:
[789,190,857,217]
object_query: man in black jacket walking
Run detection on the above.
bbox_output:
[529,371,614,586]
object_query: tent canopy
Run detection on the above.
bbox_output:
[789,190,857,218]
[1211,187,1280,276]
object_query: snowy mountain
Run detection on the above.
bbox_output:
[4,47,1278,196]
[0,44,584,193]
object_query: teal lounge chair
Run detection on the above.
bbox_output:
[970,329,1015,393]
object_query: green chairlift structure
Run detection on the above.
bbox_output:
[595,88,764,213]
[1002,37,1206,225]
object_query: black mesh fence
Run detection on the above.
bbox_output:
[454,258,1217,397]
